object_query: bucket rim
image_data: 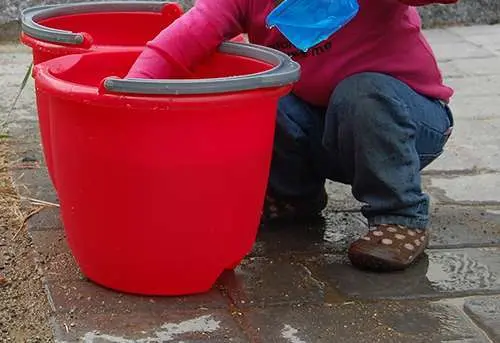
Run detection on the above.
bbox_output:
[103,42,301,95]
[34,42,300,96]
[20,1,175,46]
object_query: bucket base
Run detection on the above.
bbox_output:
[80,269,223,296]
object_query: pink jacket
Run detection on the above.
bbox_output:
[127,0,457,106]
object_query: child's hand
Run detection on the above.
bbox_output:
[126,0,245,80]
[398,0,458,5]
[126,45,191,79]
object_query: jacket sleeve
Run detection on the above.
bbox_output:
[127,0,247,79]
[398,0,458,6]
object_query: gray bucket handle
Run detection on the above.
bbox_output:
[102,42,301,95]
[21,1,172,45]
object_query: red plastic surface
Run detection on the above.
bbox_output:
[22,4,246,191]
[21,4,182,189]
[33,50,292,295]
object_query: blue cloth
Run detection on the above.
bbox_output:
[269,72,454,228]
[266,0,359,52]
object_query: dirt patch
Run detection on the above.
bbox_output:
[0,137,53,342]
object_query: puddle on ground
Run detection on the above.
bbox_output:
[426,249,499,292]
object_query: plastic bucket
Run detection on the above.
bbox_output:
[33,42,300,295]
[21,1,183,191]
[20,1,184,64]
[21,2,246,190]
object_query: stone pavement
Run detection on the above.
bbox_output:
[1,25,500,342]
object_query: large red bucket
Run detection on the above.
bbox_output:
[20,1,184,64]
[33,42,300,295]
[20,2,183,191]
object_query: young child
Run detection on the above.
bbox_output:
[127,0,457,272]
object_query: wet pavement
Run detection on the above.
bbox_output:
[1,25,500,342]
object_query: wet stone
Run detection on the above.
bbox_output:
[217,256,326,308]
[26,206,62,232]
[428,206,500,248]
[426,248,500,295]
[30,229,230,314]
[464,296,500,341]
[253,218,328,257]
[10,167,57,204]
[253,212,366,257]
[48,278,229,316]
[423,118,500,172]
[429,174,500,204]
[52,310,248,343]
[304,247,500,299]
[29,230,82,282]
[324,180,363,212]
[244,300,488,343]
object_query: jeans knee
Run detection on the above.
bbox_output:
[329,73,412,130]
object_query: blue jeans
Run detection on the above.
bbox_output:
[269,72,454,229]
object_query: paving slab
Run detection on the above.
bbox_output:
[11,166,58,204]
[432,41,495,62]
[303,248,500,300]
[429,174,500,204]
[218,257,327,308]
[324,180,362,212]
[445,75,500,97]
[423,118,500,172]
[422,29,466,44]
[449,56,500,76]
[253,211,366,256]
[26,206,62,231]
[464,296,500,342]
[243,301,490,343]
[427,205,500,248]
[52,310,249,343]
[449,24,500,37]
[444,95,500,120]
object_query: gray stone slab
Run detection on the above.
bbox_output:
[426,248,500,294]
[245,301,489,343]
[26,206,62,231]
[255,204,500,255]
[48,278,230,315]
[324,180,362,212]
[30,229,85,283]
[463,34,500,54]
[423,118,500,172]
[429,174,500,204]
[29,230,231,318]
[464,296,500,342]
[446,95,500,120]
[432,42,494,62]
[446,75,500,97]
[218,257,327,308]
[449,25,500,37]
[11,166,57,203]
[52,310,248,343]
[423,28,465,44]
[253,211,366,257]
[304,247,500,299]
[450,57,500,76]
[255,199,500,252]
[439,60,469,79]
[428,206,500,248]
